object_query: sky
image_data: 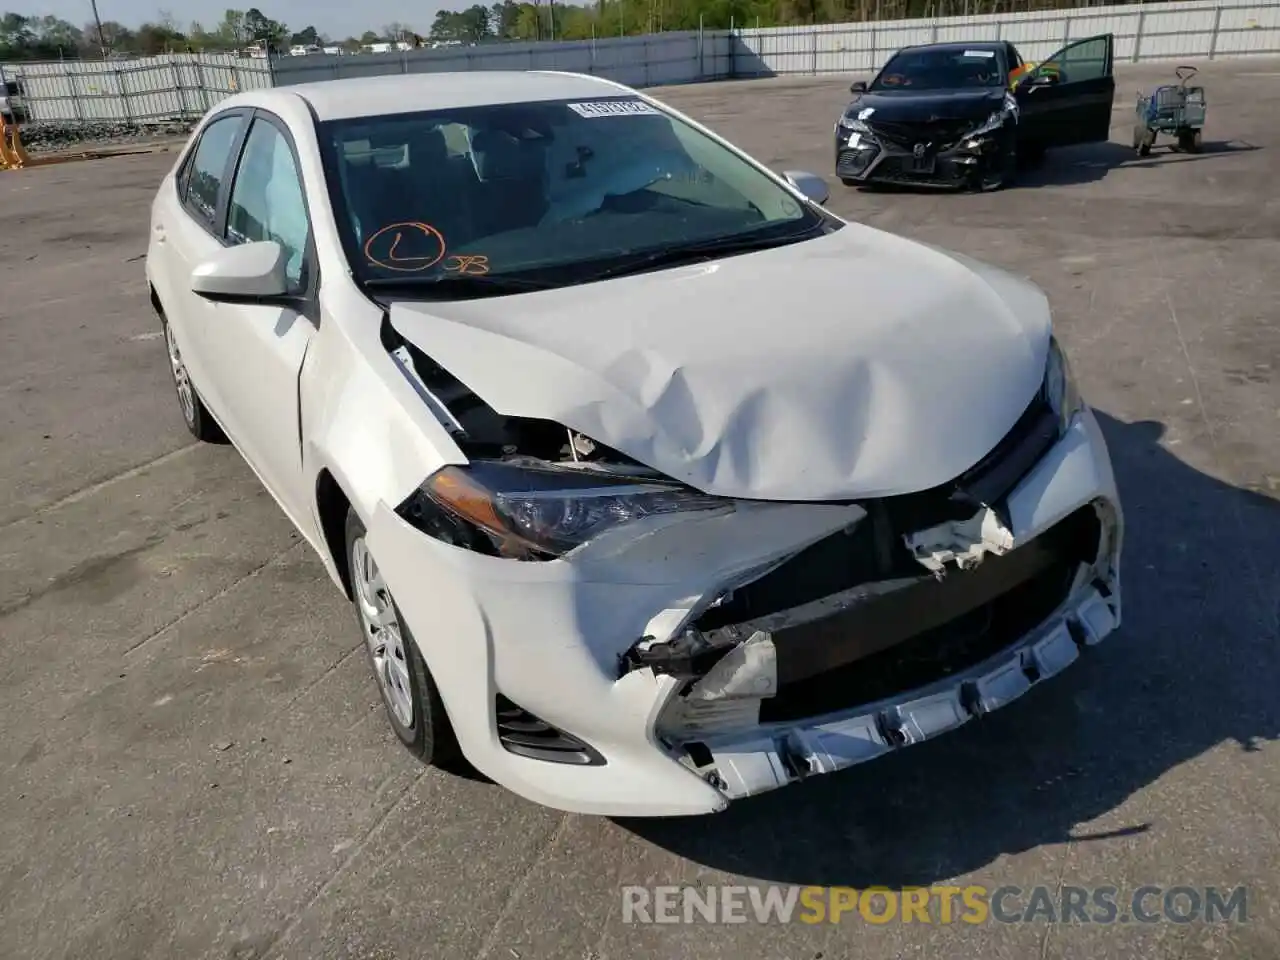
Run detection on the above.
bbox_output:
[3,0,450,41]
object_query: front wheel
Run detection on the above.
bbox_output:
[161,315,225,443]
[977,143,1017,192]
[346,509,462,768]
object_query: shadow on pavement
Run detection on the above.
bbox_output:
[619,411,1280,887]
[1018,138,1261,187]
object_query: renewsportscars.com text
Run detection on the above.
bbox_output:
[621,885,1249,925]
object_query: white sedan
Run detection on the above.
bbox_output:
[147,70,1123,817]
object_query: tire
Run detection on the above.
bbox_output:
[1179,128,1202,153]
[346,508,462,768]
[977,142,1017,192]
[1138,129,1155,157]
[161,314,226,443]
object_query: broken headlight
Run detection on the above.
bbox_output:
[1043,336,1083,434]
[411,461,728,558]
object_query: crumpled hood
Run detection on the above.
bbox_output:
[389,224,1052,501]
[846,88,1006,123]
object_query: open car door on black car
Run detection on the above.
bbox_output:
[1015,34,1115,150]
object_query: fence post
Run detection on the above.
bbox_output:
[229,60,241,93]
[65,63,86,124]
[698,16,704,79]
[811,25,819,75]
[1132,5,1146,63]
[117,66,133,125]
[930,19,939,42]
[170,58,187,120]
[1063,15,1071,44]
[644,37,650,86]
[730,16,736,78]
[193,56,212,112]
[1207,4,1223,59]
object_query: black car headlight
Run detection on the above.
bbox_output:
[407,460,729,559]
[836,116,873,137]
[1043,336,1084,434]
[964,110,1008,140]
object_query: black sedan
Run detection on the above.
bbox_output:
[835,35,1116,190]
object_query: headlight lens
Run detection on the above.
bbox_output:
[418,461,728,558]
[965,110,1007,139]
[1043,337,1083,433]
[839,116,872,133]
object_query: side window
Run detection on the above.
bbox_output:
[226,118,312,293]
[184,115,244,224]
[1038,36,1109,84]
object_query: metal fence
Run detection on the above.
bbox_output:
[0,54,273,125]
[2,0,1278,125]
[728,0,1280,76]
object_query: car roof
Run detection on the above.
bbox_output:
[896,41,1007,55]
[278,70,631,122]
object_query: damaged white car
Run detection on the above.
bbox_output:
[146,70,1122,817]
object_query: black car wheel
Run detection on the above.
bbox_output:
[977,143,1018,192]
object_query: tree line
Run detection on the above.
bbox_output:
[2,0,1176,60]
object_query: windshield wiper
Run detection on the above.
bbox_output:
[580,228,821,283]
[362,274,556,299]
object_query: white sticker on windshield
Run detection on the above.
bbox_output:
[857,107,875,120]
[964,49,996,58]
[567,99,660,119]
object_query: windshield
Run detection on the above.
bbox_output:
[871,48,1007,91]
[317,96,828,291]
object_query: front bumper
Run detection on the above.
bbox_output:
[835,122,1010,188]
[367,406,1123,817]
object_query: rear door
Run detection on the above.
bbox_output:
[1014,34,1115,149]
[155,108,252,420]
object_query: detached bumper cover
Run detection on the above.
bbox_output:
[704,575,1119,801]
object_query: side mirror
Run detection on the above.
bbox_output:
[783,170,829,206]
[190,240,291,303]
[849,80,867,94]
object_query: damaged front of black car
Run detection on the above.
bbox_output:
[835,43,1020,190]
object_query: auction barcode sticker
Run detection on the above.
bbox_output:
[567,99,660,118]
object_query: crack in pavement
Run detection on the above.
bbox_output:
[257,768,431,960]
[122,540,307,657]
[0,442,201,535]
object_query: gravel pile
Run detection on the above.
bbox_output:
[21,120,195,154]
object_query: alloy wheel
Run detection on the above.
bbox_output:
[351,536,415,728]
[164,322,196,427]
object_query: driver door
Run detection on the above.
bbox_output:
[1015,34,1115,149]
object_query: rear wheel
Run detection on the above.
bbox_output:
[161,315,225,443]
[1177,128,1202,153]
[346,509,462,768]
[1137,128,1156,157]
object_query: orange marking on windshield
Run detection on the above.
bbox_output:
[364,221,446,272]
[443,254,490,276]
